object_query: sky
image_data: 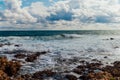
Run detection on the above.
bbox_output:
[0,0,120,30]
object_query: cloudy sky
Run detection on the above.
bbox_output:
[0,0,120,30]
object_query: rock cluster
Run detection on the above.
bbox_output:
[14,51,47,62]
[0,56,21,80]
[72,61,120,80]
[25,51,47,62]
[2,49,120,80]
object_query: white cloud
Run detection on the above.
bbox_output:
[25,2,50,18]
[1,0,120,30]
[2,0,37,24]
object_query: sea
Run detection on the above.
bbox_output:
[0,30,120,74]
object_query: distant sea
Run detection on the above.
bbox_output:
[0,30,120,36]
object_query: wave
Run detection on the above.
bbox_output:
[27,33,83,41]
[60,34,82,38]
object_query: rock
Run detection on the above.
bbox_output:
[25,51,47,62]
[14,44,20,47]
[14,76,24,80]
[4,60,21,76]
[87,63,102,70]
[73,65,86,75]
[79,60,86,64]
[0,56,21,76]
[73,68,83,75]
[104,56,108,58]
[65,74,77,80]
[114,46,119,49]
[25,53,38,62]
[80,71,113,80]
[0,56,8,70]
[79,75,88,80]
[32,70,55,79]
[92,59,98,61]
[0,70,11,80]
[14,54,26,59]
[21,74,35,80]
[113,61,120,67]
[87,71,113,80]
[110,38,114,40]
[103,66,120,77]
[0,44,3,47]
[73,62,102,75]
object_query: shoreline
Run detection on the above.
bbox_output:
[0,54,120,80]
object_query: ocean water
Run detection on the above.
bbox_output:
[0,30,120,74]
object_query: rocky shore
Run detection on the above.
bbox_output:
[0,54,120,80]
[0,48,119,80]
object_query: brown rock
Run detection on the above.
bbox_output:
[0,56,21,76]
[0,70,11,80]
[5,61,21,76]
[87,71,113,80]
[0,56,8,70]
[102,65,120,77]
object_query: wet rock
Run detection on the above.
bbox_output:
[0,70,11,80]
[14,76,24,80]
[92,59,98,61]
[4,61,21,76]
[80,71,113,80]
[25,51,47,62]
[86,63,102,71]
[65,74,77,80]
[79,60,86,64]
[21,74,36,80]
[104,56,108,58]
[73,62,102,75]
[113,61,120,67]
[0,56,21,76]
[25,54,39,62]
[79,75,89,80]
[14,44,20,47]
[32,70,56,79]
[0,56,8,70]
[14,54,27,59]
[114,46,119,49]
[103,66,120,77]
[73,65,86,75]
[0,44,3,47]
[110,38,114,40]
[87,71,113,80]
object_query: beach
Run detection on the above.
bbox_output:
[0,30,120,80]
